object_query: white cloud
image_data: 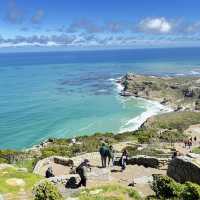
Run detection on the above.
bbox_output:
[139,17,172,33]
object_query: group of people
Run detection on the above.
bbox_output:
[45,142,128,188]
[184,136,197,149]
[99,143,115,168]
[75,144,129,187]
[99,143,128,171]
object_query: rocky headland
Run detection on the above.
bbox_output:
[119,73,200,111]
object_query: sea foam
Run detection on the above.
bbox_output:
[119,97,172,133]
[110,78,173,133]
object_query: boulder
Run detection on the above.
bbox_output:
[54,157,73,166]
[167,155,200,184]
[127,156,160,168]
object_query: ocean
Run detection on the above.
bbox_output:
[1,47,200,149]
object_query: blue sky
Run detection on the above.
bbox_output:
[1,0,200,50]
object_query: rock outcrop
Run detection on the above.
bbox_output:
[167,154,200,184]
[120,73,200,111]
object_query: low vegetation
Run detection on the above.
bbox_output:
[40,111,198,158]
[146,111,200,131]
[73,184,142,200]
[0,167,42,198]
[125,145,169,158]
[192,147,200,154]
[150,174,200,200]
[33,181,63,200]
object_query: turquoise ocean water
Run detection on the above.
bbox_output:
[1,48,200,149]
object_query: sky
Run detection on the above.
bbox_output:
[1,0,200,51]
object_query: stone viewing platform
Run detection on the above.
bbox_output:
[167,153,200,184]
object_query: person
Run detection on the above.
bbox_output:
[99,143,108,168]
[108,145,115,167]
[194,136,197,143]
[184,140,187,148]
[121,149,128,171]
[172,150,178,159]
[45,166,54,178]
[188,140,192,150]
[76,159,91,187]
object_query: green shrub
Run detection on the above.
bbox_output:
[125,146,167,158]
[180,182,200,200]
[151,174,183,199]
[40,146,72,159]
[0,157,8,163]
[192,147,200,154]
[33,181,63,200]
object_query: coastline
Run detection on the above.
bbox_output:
[25,76,174,151]
[114,78,173,133]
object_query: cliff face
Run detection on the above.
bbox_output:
[120,73,200,111]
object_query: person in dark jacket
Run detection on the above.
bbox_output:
[120,149,128,171]
[108,145,115,167]
[99,143,108,168]
[76,159,91,187]
[45,166,54,178]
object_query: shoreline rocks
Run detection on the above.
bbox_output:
[119,73,200,111]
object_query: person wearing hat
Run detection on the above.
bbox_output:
[76,159,91,187]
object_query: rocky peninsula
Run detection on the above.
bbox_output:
[119,73,200,111]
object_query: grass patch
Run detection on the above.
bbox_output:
[0,167,42,195]
[15,158,38,172]
[148,111,200,132]
[192,147,200,154]
[125,145,168,158]
[74,184,142,200]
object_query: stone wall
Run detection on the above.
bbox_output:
[115,155,169,169]
[167,154,200,184]
[33,156,73,175]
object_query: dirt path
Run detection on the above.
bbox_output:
[184,124,200,142]
[173,124,200,155]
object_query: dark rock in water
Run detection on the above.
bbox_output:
[116,79,121,83]
[161,98,168,105]
[120,91,132,97]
